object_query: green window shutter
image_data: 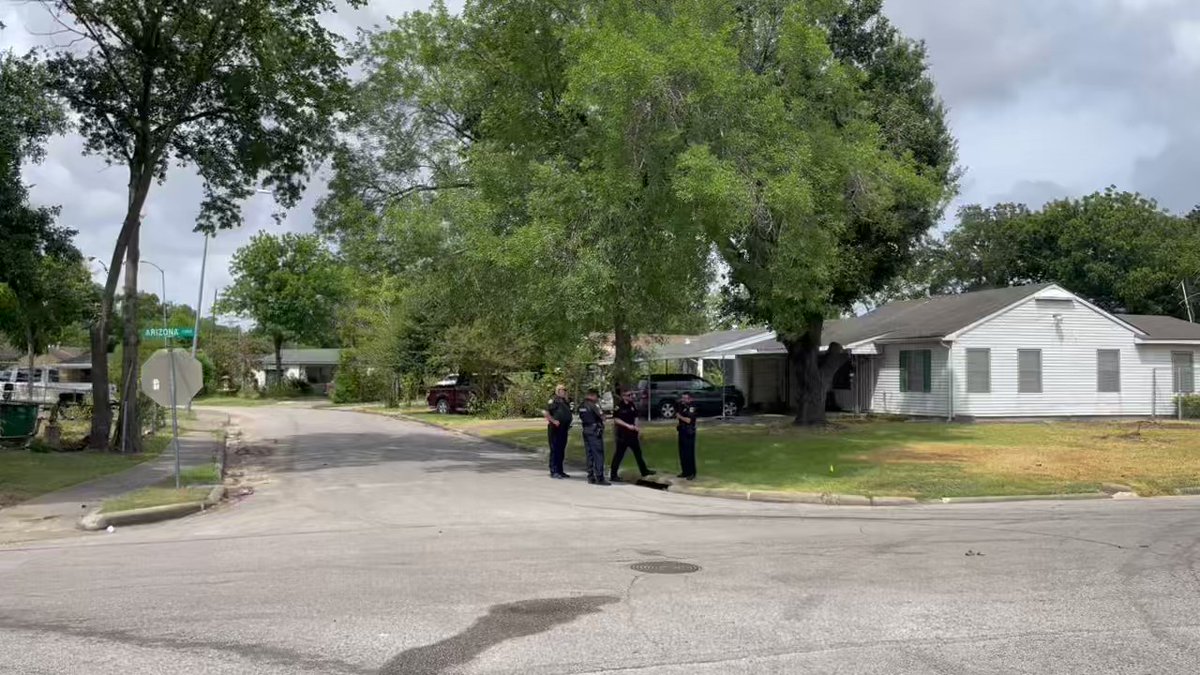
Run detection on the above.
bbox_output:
[899,351,909,392]
[922,350,932,393]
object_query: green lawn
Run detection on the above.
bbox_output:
[405,414,1200,498]
[0,437,167,508]
[99,462,220,513]
[101,486,211,513]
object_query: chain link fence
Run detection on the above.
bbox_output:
[1150,366,1200,420]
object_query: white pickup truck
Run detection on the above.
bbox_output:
[0,366,116,408]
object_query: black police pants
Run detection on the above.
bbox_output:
[678,430,697,477]
[583,429,605,480]
[547,425,568,475]
[612,433,649,478]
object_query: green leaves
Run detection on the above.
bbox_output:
[920,188,1200,318]
[218,232,345,350]
[45,0,362,233]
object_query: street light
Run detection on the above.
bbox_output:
[87,256,109,274]
[189,188,276,358]
[141,259,182,488]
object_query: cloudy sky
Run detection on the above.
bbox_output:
[2,0,1198,317]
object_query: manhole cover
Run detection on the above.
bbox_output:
[629,561,701,574]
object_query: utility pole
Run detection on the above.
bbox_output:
[1183,280,1196,323]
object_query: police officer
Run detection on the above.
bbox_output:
[676,391,698,480]
[578,388,610,485]
[611,389,651,482]
[543,384,572,479]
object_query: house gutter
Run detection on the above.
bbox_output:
[940,339,954,422]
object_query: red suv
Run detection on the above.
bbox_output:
[426,375,474,414]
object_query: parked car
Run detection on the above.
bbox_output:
[0,367,115,411]
[426,375,475,414]
[636,373,745,419]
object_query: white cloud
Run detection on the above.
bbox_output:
[1170,20,1200,69]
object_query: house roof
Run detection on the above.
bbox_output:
[260,348,342,368]
[1118,314,1200,341]
[13,346,89,367]
[640,284,1058,360]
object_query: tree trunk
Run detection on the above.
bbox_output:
[87,321,112,449]
[784,317,850,426]
[612,315,633,397]
[116,223,143,453]
[26,328,36,404]
[273,333,284,388]
[90,163,154,450]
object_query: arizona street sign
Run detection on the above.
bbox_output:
[140,350,204,407]
[142,327,195,340]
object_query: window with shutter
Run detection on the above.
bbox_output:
[1018,349,1042,393]
[921,350,931,393]
[1172,351,1194,393]
[899,351,909,392]
[966,349,990,393]
[1097,350,1120,393]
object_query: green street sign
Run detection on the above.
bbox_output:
[142,327,195,340]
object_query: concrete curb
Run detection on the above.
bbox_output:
[931,493,1111,504]
[78,485,227,531]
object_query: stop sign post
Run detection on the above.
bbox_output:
[140,347,204,488]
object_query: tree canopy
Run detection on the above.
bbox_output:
[218,232,345,383]
[905,188,1200,318]
[0,53,92,376]
[41,0,362,449]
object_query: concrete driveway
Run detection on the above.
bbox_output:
[2,406,1198,674]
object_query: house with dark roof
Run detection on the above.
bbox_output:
[639,284,1200,418]
[252,348,342,395]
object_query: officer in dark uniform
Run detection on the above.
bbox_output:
[578,388,610,485]
[543,384,572,479]
[676,392,698,480]
[611,389,651,482]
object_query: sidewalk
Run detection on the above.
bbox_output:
[0,410,228,545]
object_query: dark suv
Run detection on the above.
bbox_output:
[636,374,745,419]
[426,375,475,414]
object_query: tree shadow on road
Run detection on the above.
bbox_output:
[378,595,619,674]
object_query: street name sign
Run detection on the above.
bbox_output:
[142,327,195,340]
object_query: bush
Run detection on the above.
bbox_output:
[479,373,555,419]
[331,349,388,404]
[196,351,216,394]
[1176,394,1200,418]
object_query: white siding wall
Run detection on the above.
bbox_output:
[952,296,1191,417]
[253,366,304,388]
[870,342,950,417]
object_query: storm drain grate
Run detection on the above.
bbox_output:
[629,561,701,574]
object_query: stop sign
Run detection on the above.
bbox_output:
[140,350,204,407]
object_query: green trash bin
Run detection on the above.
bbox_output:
[0,402,40,442]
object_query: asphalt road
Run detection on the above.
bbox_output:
[2,406,1199,674]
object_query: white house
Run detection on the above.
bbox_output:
[641,284,1200,419]
[253,349,341,395]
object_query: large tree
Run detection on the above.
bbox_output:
[0,53,90,384]
[673,0,957,425]
[318,0,714,395]
[41,0,361,451]
[217,232,345,384]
